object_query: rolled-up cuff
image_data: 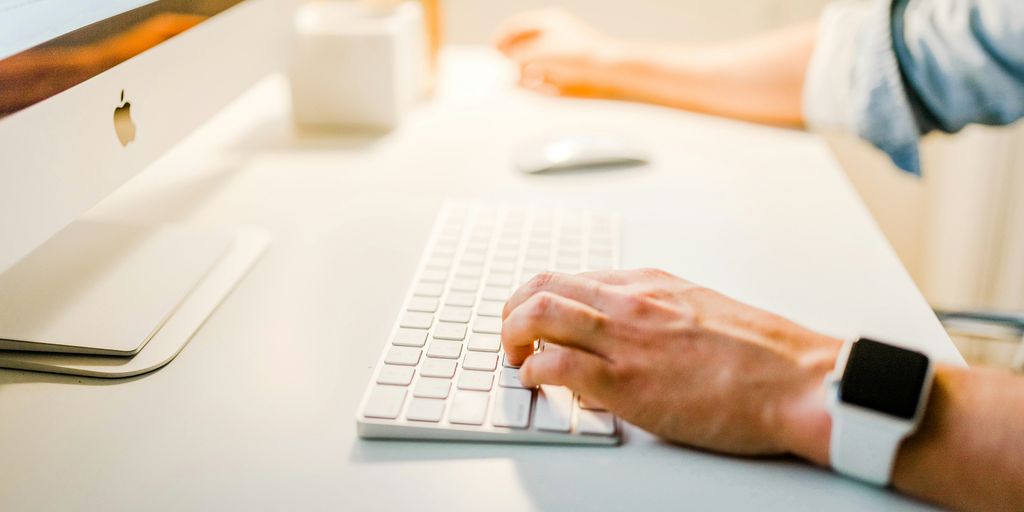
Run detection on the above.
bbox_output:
[803,0,923,175]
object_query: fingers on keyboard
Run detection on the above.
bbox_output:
[361,205,620,443]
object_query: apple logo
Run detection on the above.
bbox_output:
[113,89,136,147]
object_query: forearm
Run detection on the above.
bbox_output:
[892,366,1024,511]
[603,22,817,126]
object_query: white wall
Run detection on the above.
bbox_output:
[444,0,826,43]
[441,0,1024,312]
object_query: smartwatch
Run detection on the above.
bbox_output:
[825,337,934,486]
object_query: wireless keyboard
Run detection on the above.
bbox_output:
[356,202,621,445]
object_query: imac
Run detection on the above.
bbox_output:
[0,0,288,374]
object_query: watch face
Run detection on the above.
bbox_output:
[839,338,930,419]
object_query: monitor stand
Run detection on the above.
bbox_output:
[0,222,270,377]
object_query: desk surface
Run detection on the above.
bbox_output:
[0,48,956,511]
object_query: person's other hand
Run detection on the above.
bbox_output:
[501,269,841,464]
[493,8,624,98]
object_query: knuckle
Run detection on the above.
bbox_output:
[587,310,608,333]
[618,290,652,315]
[639,267,668,278]
[675,300,701,328]
[607,356,636,383]
[529,272,555,293]
[528,291,556,320]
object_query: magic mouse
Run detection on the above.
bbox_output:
[513,134,650,174]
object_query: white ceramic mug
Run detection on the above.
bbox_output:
[289,1,425,129]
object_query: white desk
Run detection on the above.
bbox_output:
[0,48,958,510]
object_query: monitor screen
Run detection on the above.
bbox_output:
[0,0,244,119]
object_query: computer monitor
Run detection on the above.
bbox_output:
[0,0,289,275]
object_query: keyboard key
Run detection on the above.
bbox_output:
[490,261,516,273]
[413,377,451,399]
[414,282,444,297]
[445,292,476,307]
[363,386,407,419]
[556,257,581,268]
[384,346,422,366]
[399,312,433,330]
[439,234,461,245]
[577,410,616,436]
[499,367,527,388]
[377,364,415,386]
[482,287,511,301]
[426,257,452,270]
[472,317,502,335]
[557,247,582,257]
[477,301,504,317]
[426,340,462,359]
[437,235,460,247]
[407,297,439,313]
[420,269,448,283]
[457,370,494,391]
[449,391,490,425]
[463,352,498,371]
[450,278,479,292]
[467,333,501,352]
[433,322,467,341]
[455,265,483,279]
[420,358,457,378]
[534,385,573,432]
[522,264,548,277]
[432,245,457,257]
[461,252,486,264]
[486,274,514,287]
[491,388,533,428]
[493,251,518,262]
[392,329,427,347]
[405,398,445,422]
[438,306,472,323]
[589,254,610,268]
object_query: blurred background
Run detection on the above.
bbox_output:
[435,0,1024,369]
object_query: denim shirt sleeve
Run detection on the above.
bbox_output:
[803,0,1024,176]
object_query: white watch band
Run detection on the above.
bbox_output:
[828,405,909,486]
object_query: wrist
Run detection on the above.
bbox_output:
[777,337,842,466]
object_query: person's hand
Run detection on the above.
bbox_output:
[493,8,625,98]
[501,269,841,464]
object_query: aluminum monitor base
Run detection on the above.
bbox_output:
[0,226,270,378]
